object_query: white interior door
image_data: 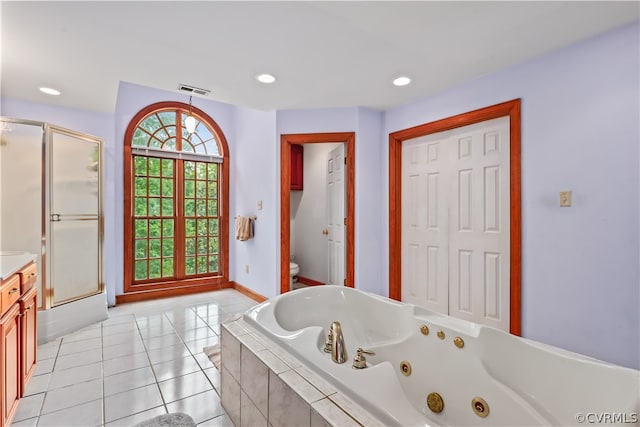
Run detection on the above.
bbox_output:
[401,134,450,313]
[327,144,345,286]
[401,116,510,331]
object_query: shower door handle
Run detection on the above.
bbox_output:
[51,213,61,222]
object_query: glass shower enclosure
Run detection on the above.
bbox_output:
[0,117,103,312]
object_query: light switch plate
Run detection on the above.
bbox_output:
[257,200,263,210]
[559,191,572,207]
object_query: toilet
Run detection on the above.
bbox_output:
[290,262,300,288]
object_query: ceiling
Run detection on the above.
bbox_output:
[1,1,638,113]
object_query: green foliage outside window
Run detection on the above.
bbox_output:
[130,109,222,283]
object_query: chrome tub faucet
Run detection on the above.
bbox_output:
[324,321,348,364]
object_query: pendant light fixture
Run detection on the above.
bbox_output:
[185,96,197,134]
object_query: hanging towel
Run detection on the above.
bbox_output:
[235,216,253,241]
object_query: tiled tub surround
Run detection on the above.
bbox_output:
[220,318,382,427]
[237,286,640,427]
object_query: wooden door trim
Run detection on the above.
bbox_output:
[280,132,355,295]
[389,99,522,335]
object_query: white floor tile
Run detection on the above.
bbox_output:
[196,413,233,426]
[8,416,38,427]
[204,367,221,391]
[104,365,157,396]
[36,399,103,427]
[170,318,210,334]
[143,332,183,350]
[38,337,62,349]
[36,345,59,361]
[58,337,102,356]
[137,323,176,340]
[33,358,55,376]
[23,373,51,397]
[152,355,201,382]
[184,336,221,354]
[12,392,45,422]
[102,313,136,327]
[53,348,102,371]
[102,330,143,348]
[105,405,167,426]
[166,390,225,424]
[60,327,102,343]
[48,362,103,390]
[40,378,103,415]
[102,340,146,360]
[146,343,191,365]
[158,370,213,403]
[102,322,138,336]
[194,304,223,318]
[104,383,164,422]
[178,326,218,343]
[103,351,150,377]
[194,350,215,370]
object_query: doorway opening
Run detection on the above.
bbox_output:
[280,132,355,294]
[388,100,521,335]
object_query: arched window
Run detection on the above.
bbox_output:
[123,102,229,297]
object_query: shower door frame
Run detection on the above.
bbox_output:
[0,117,104,310]
[45,124,104,308]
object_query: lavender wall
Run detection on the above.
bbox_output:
[383,22,640,369]
[275,107,384,295]
[231,106,278,298]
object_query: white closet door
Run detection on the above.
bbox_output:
[401,134,450,313]
[449,116,510,330]
[401,116,510,332]
[327,144,345,286]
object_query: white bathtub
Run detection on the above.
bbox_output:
[244,286,639,426]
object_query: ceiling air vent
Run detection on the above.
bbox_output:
[178,84,210,96]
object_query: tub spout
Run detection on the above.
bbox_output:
[329,321,348,364]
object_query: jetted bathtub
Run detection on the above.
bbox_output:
[244,286,639,426]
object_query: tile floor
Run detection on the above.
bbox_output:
[10,289,259,427]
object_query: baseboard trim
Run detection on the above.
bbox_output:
[116,282,233,305]
[230,281,268,303]
[296,275,325,287]
[116,281,268,305]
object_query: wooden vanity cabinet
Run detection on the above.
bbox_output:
[20,287,37,390]
[0,262,37,427]
[291,144,303,191]
[0,304,20,427]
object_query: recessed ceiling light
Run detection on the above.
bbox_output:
[256,74,276,84]
[39,87,61,96]
[392,76,411,87]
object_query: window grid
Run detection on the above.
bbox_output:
[184,161,220,276]
[133,156,175,281]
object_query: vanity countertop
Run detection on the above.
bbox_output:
[0,251,37,281]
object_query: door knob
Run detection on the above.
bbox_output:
[322,229,329,235]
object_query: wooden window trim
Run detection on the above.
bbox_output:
[123,102,230,298]
[388,99,522,335]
